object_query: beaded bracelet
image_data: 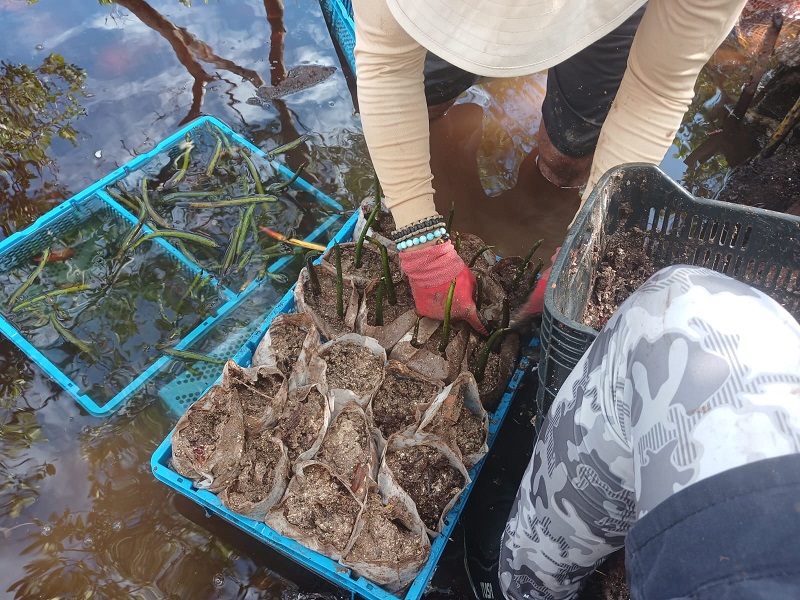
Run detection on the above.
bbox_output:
[396,226,448,250]
[389,216,446,242]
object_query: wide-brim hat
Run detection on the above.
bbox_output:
[387,0,648,77]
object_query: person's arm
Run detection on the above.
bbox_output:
[353,0,435,229]
[584,0,748,200]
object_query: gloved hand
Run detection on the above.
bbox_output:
[510,247,561,329]
[399,241,488,335]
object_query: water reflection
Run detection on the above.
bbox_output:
[0,0,771,598]
[0,53,87,237]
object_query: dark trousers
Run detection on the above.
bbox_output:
[423,5,646,158]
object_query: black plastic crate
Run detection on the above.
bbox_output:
[537,164,800,417]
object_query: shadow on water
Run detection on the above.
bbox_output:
[0,0,777,598]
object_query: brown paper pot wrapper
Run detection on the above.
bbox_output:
[276,382,332,464]
[453,232,497,274]
[476,273,508,328]
[320,241,402,290]
[355,278,417,352]
[416,372,489,469]
[294,265,359,342]
[314,397,379,500]
[389,318,469,383]
[171,384,245,493]
[222,360,287,434]
[218,431,290,521]
[251,312,321,386]
[368,360,443,445]
[352,197,397,255]
[379,433,470,537]
[463,331,521,412]
[266,460,363,561]
[316,333,386,407]
[342,478,431,593]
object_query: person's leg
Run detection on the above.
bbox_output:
[423,52,478,120]
[499,265,800,600]
[537,5,646,187]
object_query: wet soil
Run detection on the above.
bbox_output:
[453,232,493,272]
[231,372,283,422]
[269,321,310,375]
[323,342,384,397]
[426,383,484,459]
[337,245,401,284]
[282,463,361,554]
[347,488,429,566]
[365,279,415,326]
[182,403,224,446]
[303,267,352,338]
[317,410,370,483]
[372,365,440,439]
[717,142,800,215]
[578,550,630,600]
[278,387,326,462]
[226,430,283,504]
[386,445,465,531]
[362,199,397,235]
[492,258,536,310]
[583,230,658,330]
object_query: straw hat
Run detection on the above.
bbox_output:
[387,0,648,77]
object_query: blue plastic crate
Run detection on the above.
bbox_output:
[0,116,343,417]
[151,213,537,600]
[319,0,356,75]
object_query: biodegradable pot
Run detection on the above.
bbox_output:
[368,360,443,444]
[355,278,417,352]
[171,384,245,493]
[379,433,470,536]
[218,431,290,521]
[315,398,379,500]
[294,265,359,341]
[352,197,397,255]
[321,241,402,289]
[266,460,363,561]
[342,479,431,593]
[222,360,287,434]
[416,372,489,469]
[251,312,321,385]
[475,272,507,328]
[453,232,497,273]
[316,333,387,407]
[463,330,521,412]
[276,382,332,464]
[389,317,470,384]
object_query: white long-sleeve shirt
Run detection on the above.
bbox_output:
[353,0,747,229]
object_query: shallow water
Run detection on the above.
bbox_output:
[0,1,761,598]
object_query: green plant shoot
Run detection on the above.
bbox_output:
[366,236,396,305]
[438,279,457,354]
[474,327,510,383]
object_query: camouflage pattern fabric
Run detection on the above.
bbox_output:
[499,265,800,599]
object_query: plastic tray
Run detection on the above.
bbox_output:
[537,163,800,417]
[0,116,343,417]
[319,0,356,76]
[151,214,536,600]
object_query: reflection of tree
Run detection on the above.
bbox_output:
[109,0,265,125]
[0,54,87,238]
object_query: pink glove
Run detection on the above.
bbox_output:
[511,247,561,328]
[399,241,488,335]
